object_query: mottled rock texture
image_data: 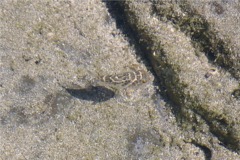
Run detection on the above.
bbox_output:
[0,0,240,159]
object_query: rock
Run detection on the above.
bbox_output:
[0,0,239,159]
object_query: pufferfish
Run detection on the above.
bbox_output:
[96,68,152,89]
[64,68,152,103]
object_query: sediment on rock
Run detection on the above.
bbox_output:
[152,0,240,80]
[116,1,240,153]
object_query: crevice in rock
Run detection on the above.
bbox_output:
[103,0,240,154]
[191,141,212,160]
[151,0,239,80]
[103,1,172,102]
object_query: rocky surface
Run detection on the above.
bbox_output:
[0,0,239,159]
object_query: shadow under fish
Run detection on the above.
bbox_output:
[65,85,115,103]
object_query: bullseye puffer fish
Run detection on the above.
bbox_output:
[63,68,152,103]
[98,69,151,88]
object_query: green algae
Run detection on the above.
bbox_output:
[118,0,240,153]
[153,0,240,80]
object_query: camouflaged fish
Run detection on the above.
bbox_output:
[64,68,152,103]
[95,69,152,89]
